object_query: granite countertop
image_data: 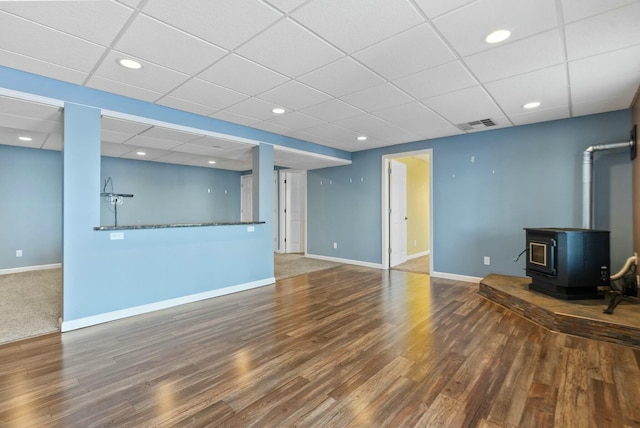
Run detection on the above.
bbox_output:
[94,221,265,231]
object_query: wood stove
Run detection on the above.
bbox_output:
[524,228,610,300]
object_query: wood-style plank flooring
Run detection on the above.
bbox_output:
[1,265,639,427]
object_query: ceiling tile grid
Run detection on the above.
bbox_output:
[0,0,638,167]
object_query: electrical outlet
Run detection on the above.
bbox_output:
[484,256,490,265]
[110,232,124,240]
[333,242,337,249]
[414,239,417,247]
[16,250,22,257]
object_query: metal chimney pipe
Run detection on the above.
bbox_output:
[582,140,632,229]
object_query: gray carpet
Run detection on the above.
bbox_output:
[274,253,343,280]
[392,254,430,275]
[0,268,62,345]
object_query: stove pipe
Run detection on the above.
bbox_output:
[582,140,632,229]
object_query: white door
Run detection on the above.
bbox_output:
[240,175,252,222]
[274,171,278,251]
[390,160,407,267]
[281,171,306,253]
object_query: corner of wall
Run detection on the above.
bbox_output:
[632,87,640,264]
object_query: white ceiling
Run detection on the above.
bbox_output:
[0,0,638,168]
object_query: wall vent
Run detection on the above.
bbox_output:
[456,118,496,131]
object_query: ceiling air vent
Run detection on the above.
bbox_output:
[456,118,496,131]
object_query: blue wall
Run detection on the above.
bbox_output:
[101,157,241,226]
[308,110,633,278]
[0,145,62,269]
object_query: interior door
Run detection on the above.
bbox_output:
[390,160,407,267]
[240,174,252,222]
[282,171,305,253]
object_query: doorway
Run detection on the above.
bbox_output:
[240,171,279,251]
[382,150,432,273]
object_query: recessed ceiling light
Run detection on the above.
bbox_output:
[485,29,511,44]
[136,151,146,156]
[208,160,216,164]
[18,136,32,141]
[523,101,541,109]
[118,58,142,70]
[272,107,285,114]
[357,136,367,141]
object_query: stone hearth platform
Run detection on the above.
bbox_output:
[479,273,640,349]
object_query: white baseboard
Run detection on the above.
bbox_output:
[0,263,61,275]
[61,277,275,332]
[430,271,482,284]
[407,250,430,260]
[305,253,383,269]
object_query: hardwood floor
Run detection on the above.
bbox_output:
[1,265,639,427]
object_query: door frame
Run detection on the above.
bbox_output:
[381,149,433,270]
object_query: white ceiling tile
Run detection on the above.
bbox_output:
[291,0,424,53]
[569,45,640,105]
[125,135,183,150]
[393,61,477,100]
[198,54,289,96]
[172,143,229,157]
[115,15,227,76]
[509,106,571,126]
[151,151,200,164]
[0,126,48,149]
[91,50,190,94]
[353,24,456,80]
[300,99,364,122]
[0,1,133,46]
[156,96,218,117]
[561,0,638,23]
[341,83,414,112]
[117,0,143,8]
[167,78,249,110]
[181,156,251,171]
[572,97,634,117]
[374,101,452,135]
[257,81,332,111]
[263,0,307,13]
[140,126,202,143]
[433,0,558,57]
[298,57,384,97]
[299,122,361,143]
[236,18,343,78]
[484,65,569,115]
[332,114,391,133]
[418,126,465,140]
[0,97,60,121]
[121,146,170,161]
[412,0,475,19]
[0,49,87,84]
[362,123,422,144]
[87,75,164,103]
[565,2,640,60]
[101,129,132,144]
[463,30,565,83]
[101,141,136,157]
[209,110,261,127]
[226,98,285,121]
[0,12,105,72]
[251,121,292,135]
[102,117,152,134]
[264,112,326,131]
[41,133,63,151]
[422,86,505,124]
[0,114,61,134]
[141,0,282,50]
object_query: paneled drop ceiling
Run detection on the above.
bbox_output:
[0,0,639,168]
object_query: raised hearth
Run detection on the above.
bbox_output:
[479,273,640,349]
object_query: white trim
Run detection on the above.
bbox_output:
[430,271,482,284]
[0,88,65,108]
[407,250,430,260]
[61,277,275,332]
[305,253,383,269]
[0,263,61,275]
[273,145,351,166]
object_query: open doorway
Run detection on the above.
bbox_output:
[382,149,432,274]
